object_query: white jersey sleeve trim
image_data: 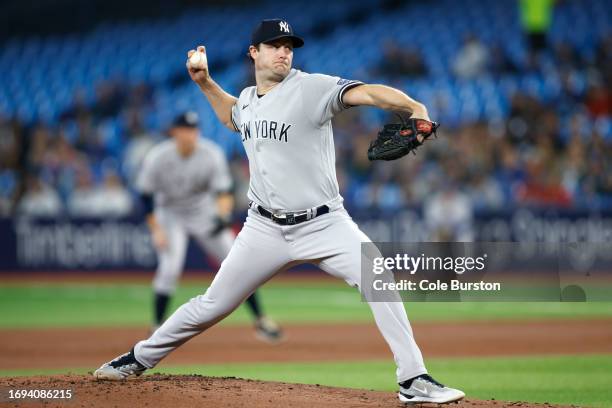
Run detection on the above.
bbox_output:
[338,81,364,109]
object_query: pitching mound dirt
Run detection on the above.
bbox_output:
[0,375,575,408]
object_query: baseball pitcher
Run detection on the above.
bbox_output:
[95,19,464,404]
[137,111,283,342]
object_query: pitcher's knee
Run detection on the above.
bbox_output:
[191,292,241,322]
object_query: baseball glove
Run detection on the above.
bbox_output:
[367,114,439,161]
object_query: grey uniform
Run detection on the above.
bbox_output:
[137,138,234,294]
[231,69,350,211]
[135,69,427,383]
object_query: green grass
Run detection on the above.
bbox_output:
[1,281,611,328]
[1,355,610,407]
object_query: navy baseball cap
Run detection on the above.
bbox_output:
[171,111,199,128]
[251,19,304,48]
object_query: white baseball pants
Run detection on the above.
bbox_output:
[135,207,427,382]
[153,209,234,294]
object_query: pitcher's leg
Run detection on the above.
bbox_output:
[305,211,427,382]
[196,229,267,320]
[134,212,290,368]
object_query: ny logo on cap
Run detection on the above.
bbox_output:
[279,21,290,33]
[185,111,198,124]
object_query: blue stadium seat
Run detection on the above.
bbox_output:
[0,0,609,132]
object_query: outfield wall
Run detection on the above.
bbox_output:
[1,209,611,271]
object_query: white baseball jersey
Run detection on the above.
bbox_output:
[136,138,232,218]
[230,69,362,212]
[135,68,429,385]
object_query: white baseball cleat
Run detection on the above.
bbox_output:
[93,348,147,381]
[398,374,465,404]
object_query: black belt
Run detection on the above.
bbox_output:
[255,204,330,225]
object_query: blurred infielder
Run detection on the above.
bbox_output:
[137,111,283,342]
[95,19,464,404]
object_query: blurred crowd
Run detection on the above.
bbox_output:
[348,31,612,214]
[0,81,157,217]
[1,10,611,219]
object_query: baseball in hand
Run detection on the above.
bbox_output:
[189,52,207,69]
